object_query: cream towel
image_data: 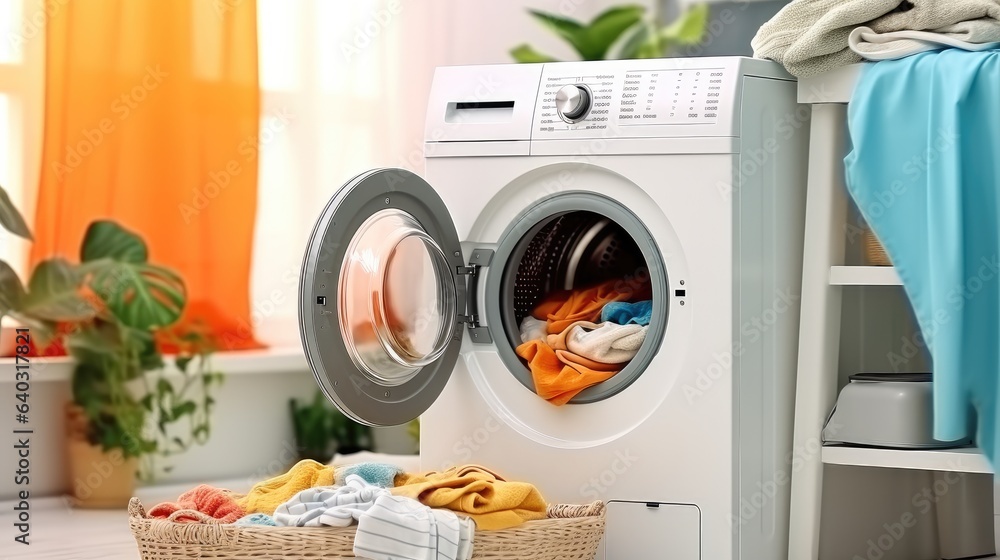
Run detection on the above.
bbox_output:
[752,0,1000,76]
[848,24,1000,60]
[557,321,647,365]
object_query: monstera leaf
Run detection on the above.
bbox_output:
[20,258,97,321]
[0,260,26,317]
[80,220,186,330]
[0,185,32,240]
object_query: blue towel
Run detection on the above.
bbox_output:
[844,50,1000,466]
[334,462,402,488]
[236,513,277,526]
[600,300,653,326]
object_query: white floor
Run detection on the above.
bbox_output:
[0,478,253,560]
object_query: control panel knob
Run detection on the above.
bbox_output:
[555,84,592,123]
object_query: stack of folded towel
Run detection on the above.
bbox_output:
[516,279,654,405]
[752,0,1000,76]
[148,460,549,560]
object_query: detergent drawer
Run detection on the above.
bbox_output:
[606,501,700,559]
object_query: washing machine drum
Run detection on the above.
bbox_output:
[512,212,643,324]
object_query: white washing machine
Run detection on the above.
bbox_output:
[299,57,809,559]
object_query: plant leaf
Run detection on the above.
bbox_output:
[0,185,32,240]
[176,355,192,374]
[171,401,196,419]
[157,378,174,397]
[618,22,661,59]
[527,9,587,58]
[0,260,26,316]
[8,312,57,347]
[20,258,97,321]
[582,5,646,60]
[80,220,148,264]
[90,262,186,330]
[66,322,122,364]
[510,44,559,63]
[659,3,709,47]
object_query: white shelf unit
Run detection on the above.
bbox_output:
[828,265,901,286]
[790,65,996,559]
[823,446,992,474]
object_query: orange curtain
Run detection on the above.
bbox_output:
[33,0,262,350]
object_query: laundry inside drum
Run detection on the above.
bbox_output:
[506,210,657,405]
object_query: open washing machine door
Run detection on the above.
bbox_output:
[298,168,469,427]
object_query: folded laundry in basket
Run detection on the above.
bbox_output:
[751,0,1000,76]
[334,462,403,488]
[354,494,475,560]
[238,459,336,515]
[274,474,390,527]
[516,338,620,405]
[600,300,653,326]
[556,320,647,365]
[148,484,245,524]
[532,278,651,335]
[392,464,547,530]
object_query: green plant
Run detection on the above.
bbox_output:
[510,3,709,62]
[290,391,372,462]
[0,185,221,477]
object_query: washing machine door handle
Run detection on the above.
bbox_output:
[457,249,494,344]
[298,168,465,427]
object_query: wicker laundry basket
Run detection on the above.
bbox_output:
[863,226,892,266]
[128,498,606,560]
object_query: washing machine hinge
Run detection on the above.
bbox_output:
[456,249,493,344]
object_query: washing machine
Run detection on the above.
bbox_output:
[299,57,809,559]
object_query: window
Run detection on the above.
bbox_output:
[250,0,446,346]
[0,0,45,284]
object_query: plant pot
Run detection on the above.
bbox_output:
[65,406,139,508]
[0,317,19,357]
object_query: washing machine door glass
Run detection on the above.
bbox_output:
[299,168,465,427]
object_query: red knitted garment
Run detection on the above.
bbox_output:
[148,484,245,524]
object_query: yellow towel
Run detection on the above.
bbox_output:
[392,465,547,530]
[238,459,336,515]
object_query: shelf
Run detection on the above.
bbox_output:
[829,266,902,286]
[0,346,309,383]
[797,63,866,104]
[822,445,992,474]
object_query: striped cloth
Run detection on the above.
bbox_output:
[273,474,389,527]
[354,494,475,560]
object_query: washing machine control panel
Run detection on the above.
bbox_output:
[533,61,740,139]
